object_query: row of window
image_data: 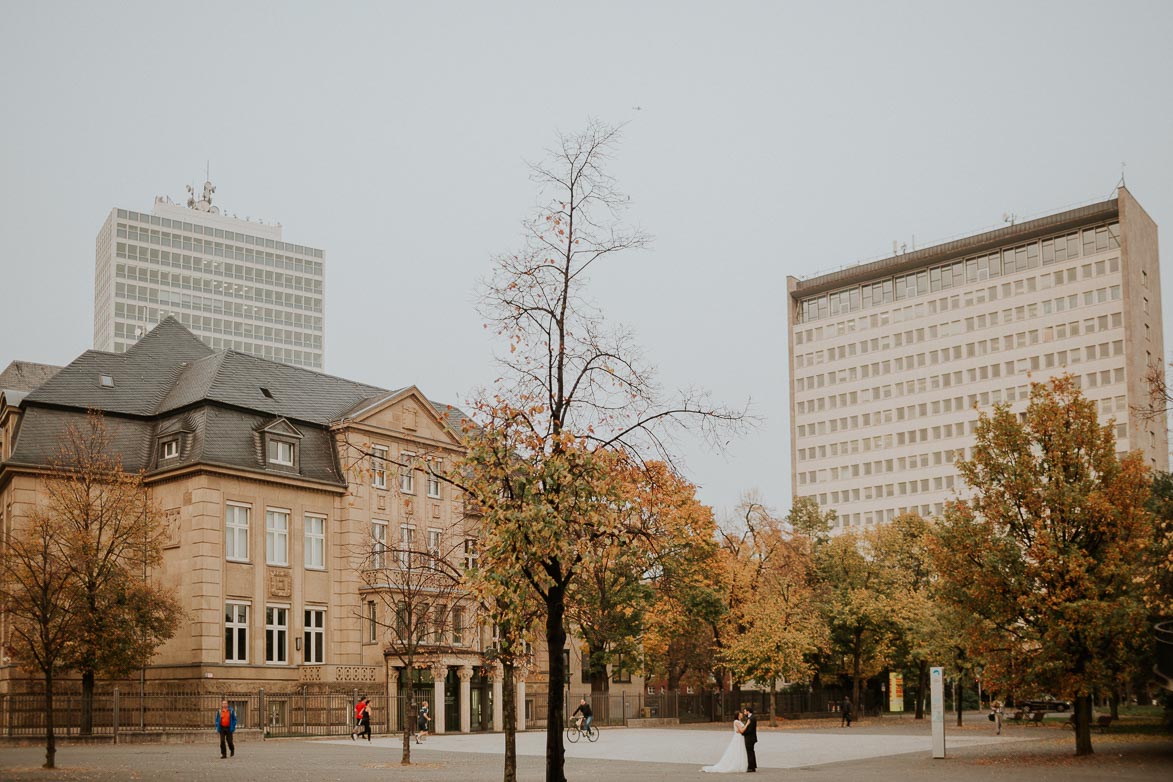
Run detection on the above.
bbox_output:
[371,447,442,498]
[797,345,1125,421]
[796,254,1129,349]
[116,235,323,294]
[797,223,1120,323]
[369,522,477,571]
[111,334,322,370]
[117,208,324,263]
[364,600,469,647]
[113,316,322,352]
[796,273,1122,370]
[225,603,325,665]
[794,287,1124,393]
[225,504,326,568]
[115,297,323,333]
[115,263,323,314]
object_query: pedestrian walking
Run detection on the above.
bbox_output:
[214,699,236,759]
[840,696,853,727]
[351,696,366,740]
[416,701,431,743]
[990,700,1003,735]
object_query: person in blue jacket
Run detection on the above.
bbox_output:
[215,699,237,758]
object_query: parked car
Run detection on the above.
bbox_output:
[1024,698,1070,712]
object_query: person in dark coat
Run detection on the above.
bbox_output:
[841,696,853,727]
[742,706,758,772]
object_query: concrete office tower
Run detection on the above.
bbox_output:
[94,181,325,369]
[788,187,1166,531]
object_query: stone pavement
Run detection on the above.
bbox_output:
[1,719,1170,781]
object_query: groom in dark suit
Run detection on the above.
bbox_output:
[742,706,758,772]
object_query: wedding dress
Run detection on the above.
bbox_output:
[701,719,748,773]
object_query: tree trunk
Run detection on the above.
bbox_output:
[1073,694,1094,756]
[402,695,413,765]
[915,660,927,719]
[955,678,963,728]
[80,668,95,735]
[769,682,777,726]
[503,659,517,782]
[851,648,863,719]
[43,671,56,769]
[1109,691,1119,720]
[587,641,610,693]
[544,583,568,782]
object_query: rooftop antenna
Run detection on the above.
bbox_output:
[1003,212,1018,226]
[1118,161,1127,190]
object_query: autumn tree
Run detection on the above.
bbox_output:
[721,530,825,724]
[568,462,716,694]
[813,528,895,714]
[931,375,1156,756]
[467,121,747,782]
[0,508,78,768]
[44,412,181,735]
[465,523,543,782]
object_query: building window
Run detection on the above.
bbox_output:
[265,606,288,664]
[372,445,388,489]
[265,509,289,566]
[226,503,250,561]
[427,528,442,557]
[612,654,632,683]
[433,603,446,643]
[463,538,478,572]
[161,438,180,460]
[225,602,249,663]
[304,515,325,569]
[367,600,378,643]
[400,453,415,494]
[304,608,325,665]
[399,524,415,568]
[371,520,388,569]
[268,439,295,466]
[562,649,572,684]
[426,461,442,498]
[452,605,464,646]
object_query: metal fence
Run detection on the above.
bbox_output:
[0,690,412,740]
[3,685,859,740]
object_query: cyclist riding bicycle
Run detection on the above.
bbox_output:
[572,698,593,732]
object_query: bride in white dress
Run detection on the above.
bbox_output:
[701,711,748,773]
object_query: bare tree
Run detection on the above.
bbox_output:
[468,120,750,782]
[352,507,467,765]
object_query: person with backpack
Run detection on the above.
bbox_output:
[214,699,236,759]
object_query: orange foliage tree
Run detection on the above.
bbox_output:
[931,376,1156,755]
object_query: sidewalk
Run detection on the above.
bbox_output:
[1,719,1169,781]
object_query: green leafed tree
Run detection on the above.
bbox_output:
[931,375,1157,755]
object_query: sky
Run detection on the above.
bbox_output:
[2,1,1172,520]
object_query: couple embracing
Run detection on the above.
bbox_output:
[702,706,757,773]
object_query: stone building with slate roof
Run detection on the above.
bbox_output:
[0,320,522,732]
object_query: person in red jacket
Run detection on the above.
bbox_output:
[215,700,236,759]
[351,696,370,740]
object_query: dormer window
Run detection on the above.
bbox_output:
[99,374,115,388]
[161,438,180,460]
[268,439,295,466]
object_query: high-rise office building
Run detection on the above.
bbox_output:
[788,187,1166,531]
[94,181,325,369]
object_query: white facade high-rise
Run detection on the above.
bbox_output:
[94,181,325,370]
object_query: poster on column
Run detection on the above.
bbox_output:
[888,672,904,712]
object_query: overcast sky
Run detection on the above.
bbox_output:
[2,1,1172,520]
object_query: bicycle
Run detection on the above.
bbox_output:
[566,717,598,743]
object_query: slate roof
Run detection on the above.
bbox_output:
[5,318,470,488]
[0,361,63,393]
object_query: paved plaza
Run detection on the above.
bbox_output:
[2,718,1170,781]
